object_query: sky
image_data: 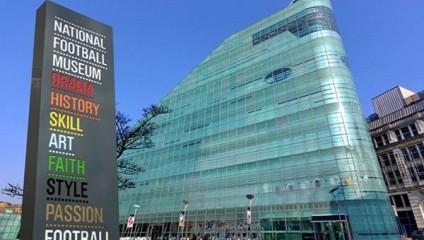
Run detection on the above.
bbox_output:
[0,0,423,204]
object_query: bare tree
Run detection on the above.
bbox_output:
[116,104,170,190]
[1,104,170,197]
[1,183,23,199]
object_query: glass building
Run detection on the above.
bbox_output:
[0,202,21,239]
[118,0,399,239]
[0,213,20,239]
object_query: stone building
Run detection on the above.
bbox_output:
[368,86,424,235]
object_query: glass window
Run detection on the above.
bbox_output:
[380,154,390,166]
[401,126,412,139]
[264,68,292,84]
[411,124,418,136]
[382,134,389,145]
[409,167,417,182]
[402,194,411,207]
[252,6,338,45]
[418,143,424,157]
[398,210,417,227]
[395,129,403,140]
[395,170,403,184]
[389,152,397,165]
[393,195,404,207]
[402,148,411,161]
[375,136,384,148]
[408,146,420,159]
[417,165,424,180]
[387,171,397,185]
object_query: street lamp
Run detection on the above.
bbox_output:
[130,204,140,240]
[329,187,341,220]
[329,186,351,240]
[246,194,254,239]
[182,200,189,240]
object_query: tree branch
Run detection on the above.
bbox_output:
[116,104,170,190]
[1,183,23,199]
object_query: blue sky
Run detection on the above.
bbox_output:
[0,0,423,203]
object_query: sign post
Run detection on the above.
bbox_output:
[21,1,118,239]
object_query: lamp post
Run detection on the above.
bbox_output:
[130,204,140,240]
[182,200,189,240]
[329,186,351,240]
[246,194,254,239]
[329,187,342,219]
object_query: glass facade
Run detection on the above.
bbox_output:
[118,1,399,239]
[0,212,20,239]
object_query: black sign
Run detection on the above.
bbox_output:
[22,1,118,239]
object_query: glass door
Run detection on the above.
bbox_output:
[315,221,348,240]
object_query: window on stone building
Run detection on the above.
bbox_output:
[389,152,397,165]
[393,195,404,207]
[387,171,396,185]
[417,143,424,157]
[380,154,391,166]
[401,126,412,139]
[411,124,418,136]
[402,148,411,161]
[416,165,424,180]
[409,167,418,182]
[375,136,384,148]
[395,129,403,141]
[394,170,403,184]
[408,146,420,159]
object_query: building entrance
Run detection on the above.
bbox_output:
[311,215,351,240]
